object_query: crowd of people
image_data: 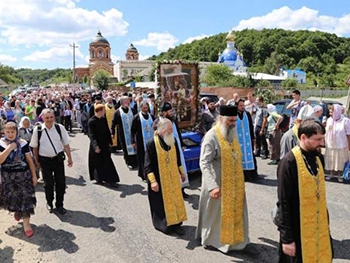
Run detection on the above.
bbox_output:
[0,85,345,262]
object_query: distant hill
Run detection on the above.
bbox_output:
[150,29,350,87]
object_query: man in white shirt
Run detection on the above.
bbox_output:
[30,109,73,214]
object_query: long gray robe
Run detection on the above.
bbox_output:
[279,128,298,160]
[195,127,250,253]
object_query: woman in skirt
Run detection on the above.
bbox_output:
[0,122,37,237]
[325,104,350,182]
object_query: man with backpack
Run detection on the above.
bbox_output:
[266,104,283,165]
[30,109,73,215]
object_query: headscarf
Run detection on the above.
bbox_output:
[266,104,276,113]
[297,105,315,120]
[329,104,343,144]
[3,121,23,161]
[332,104,342,121]
[19,116,31,129]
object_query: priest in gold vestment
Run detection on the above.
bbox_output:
[145,118,187,235]
[277,119,332,262]
[105,96,118,151]
[196,105,250,253]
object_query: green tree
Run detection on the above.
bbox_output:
[256,87,276,104]
[93,70,110,90]
[256,79,271,87]
[281,78,298,88]
[202,64,233,86]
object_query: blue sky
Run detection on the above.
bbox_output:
[1,0,350,69]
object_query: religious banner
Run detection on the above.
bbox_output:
[157,61,199,129]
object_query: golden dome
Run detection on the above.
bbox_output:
[226,30,235,42]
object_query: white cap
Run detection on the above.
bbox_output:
[266,104,276,113]
[313,105,323,113]
[297,105,315,120]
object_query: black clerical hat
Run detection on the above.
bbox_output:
[207,97,215,104]
[161,102,172,112]
[220,105,237,116]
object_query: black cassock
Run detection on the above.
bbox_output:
[88,116,119,183]
[277,149,332,263]
[111,107,138,169]
[144,136,182,233]
[131,112,155,180]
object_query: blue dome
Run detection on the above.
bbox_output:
[220,43,237,62]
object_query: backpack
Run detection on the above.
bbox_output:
[37,123,62,149]
[279,114,290,132]
[272,113,290,132]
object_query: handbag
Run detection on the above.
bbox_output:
[342,161,350,184]
[57,151,66,161]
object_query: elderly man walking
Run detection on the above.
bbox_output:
[145,118,187,235]
[196,105,250,253]
[30,109,73,214]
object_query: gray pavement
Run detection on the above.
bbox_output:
[0,131,349,263]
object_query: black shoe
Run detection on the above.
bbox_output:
[106,182,118,188]
[254,152,260,157]
[182,189,189,198]
[173,225,185,236]
[95,180,104,185]
[46,203,53,213]
[56,207,67,215]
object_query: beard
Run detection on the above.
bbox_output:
[219,123,236,143]
[163,133,175,147]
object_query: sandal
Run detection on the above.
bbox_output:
[24,228,34,238]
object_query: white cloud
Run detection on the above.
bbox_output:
[133,32,178,52]
[0,0,129,47]
[233,6,350,36]
[138,54,151,61]
[183,34,209,44]
[111,54,121,62]
[23,45,85,62]
[0,54,18,62]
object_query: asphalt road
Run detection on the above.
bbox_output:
[0,131,349,263]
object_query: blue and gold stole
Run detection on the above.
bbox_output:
[120,107,136,155]
[236,112,255,170]
[139,112,153,151]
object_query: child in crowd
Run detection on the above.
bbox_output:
[64,104,73,132]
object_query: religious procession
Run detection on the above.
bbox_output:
[0,78,348,263]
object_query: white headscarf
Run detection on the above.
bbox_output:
[266,104,276,113]
[19,116,31,128]
[297,105,315,120]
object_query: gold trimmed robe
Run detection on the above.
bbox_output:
[277,146,333,262]
[196,127,250,253]
[145,134,187,233]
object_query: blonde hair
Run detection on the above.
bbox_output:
[5,121,17,131]
[94,104,105,113]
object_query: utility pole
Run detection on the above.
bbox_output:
[70,43,78,84]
